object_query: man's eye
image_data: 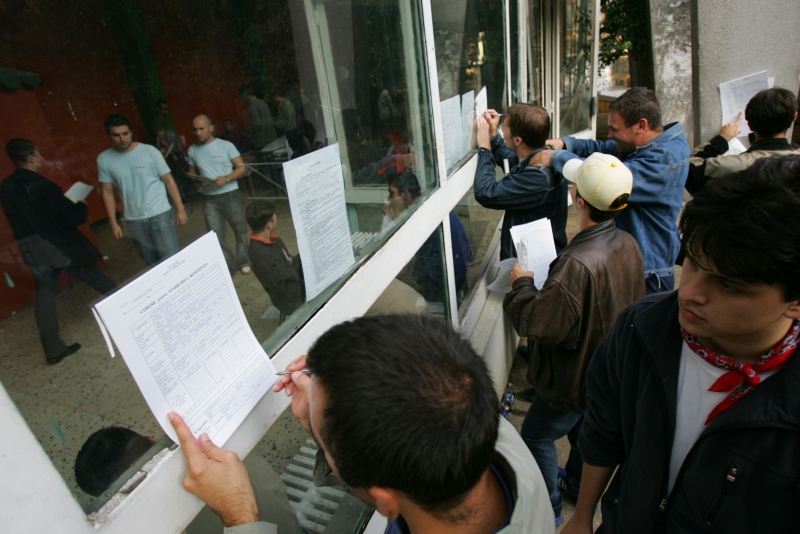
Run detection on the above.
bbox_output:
[719,280,738,292]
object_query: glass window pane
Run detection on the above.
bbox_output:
[528,0,544,106]
[559,0,594,136]
[0,0,435,513]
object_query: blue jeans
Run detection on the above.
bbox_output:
[126,209,179,266]
[645,272,675,295]
[203,189,249,273]
[521,394,585,517]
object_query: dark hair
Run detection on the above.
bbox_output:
[245,200,277,232]
[388,172,421,200]
[104,114,131,134]
[5,138,37,164]
[238,84,254,97]
[608,87,662,130]
[680,155,800,300]
[306,315,499,517]
[74,427,153,497]
[745,88,798,138]
[504,103,550,148]
[155,98,168,108]
[576,190,630,223]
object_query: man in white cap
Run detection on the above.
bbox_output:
[503,153,645,526]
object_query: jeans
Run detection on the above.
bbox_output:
[203,189,249,273]
[521,394,585,517]
[34,263,117,360]
[645,272,675,295]
[126,209,179,266]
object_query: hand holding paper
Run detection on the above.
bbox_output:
[64,181,94,202]
[509,219,557,290]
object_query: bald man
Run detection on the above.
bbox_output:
[188,115,251,275]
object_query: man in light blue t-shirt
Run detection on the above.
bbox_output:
[187,115,250,275]
[98,114,188,266]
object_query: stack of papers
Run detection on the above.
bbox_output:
[488,219,558,293]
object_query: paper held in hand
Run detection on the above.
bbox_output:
[92,232,277,445]
[187,171,218,184]
[510,218,557,290]
[64,181,94,202]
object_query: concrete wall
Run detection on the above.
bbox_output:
[691,0,800,143]
[650,0,693,146]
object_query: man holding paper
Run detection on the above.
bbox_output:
[503,154,644,525]
[188,115,251,275]
[1,139,117,364]
[474,103,568,260]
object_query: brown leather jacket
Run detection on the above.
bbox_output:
[503,219,645,412]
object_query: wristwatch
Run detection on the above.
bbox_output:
[225,175,230,183]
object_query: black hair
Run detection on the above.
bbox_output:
[74,427,153,497]
[608,87,662,130]
[388,172,421,200]
[745,88,798,138]
[238,84,254,97]
[680,155,800,301]
[155,98,168,108]
[104,114,131,134]
[5,138,37,165]
[245,200,277,233]
[576,190,630,223]
[504,102,550,148]
[306,315,499,517]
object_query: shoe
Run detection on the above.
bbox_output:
[555,514,563,527]
[47,343,81,365]
[558,467,578,501]
[516,387,536,403]
[241,266,252,275]
[515,344,529,361]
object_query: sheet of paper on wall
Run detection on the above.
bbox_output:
[719,71,768,136]
[509,218,557,290]
[284,143,356,301]
[92,232,278,446]
[461,90,476,156]
[475,86,488,118]
[440,94,463,171]
[64,181,94,202]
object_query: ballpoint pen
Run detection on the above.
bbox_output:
[276,369,311,376]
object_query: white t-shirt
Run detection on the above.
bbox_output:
[668,341,776,491]
[97,143,172,220]
[187,139,241,196]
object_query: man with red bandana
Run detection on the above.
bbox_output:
[561,155,800,534]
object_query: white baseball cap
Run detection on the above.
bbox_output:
[561,153,633,211]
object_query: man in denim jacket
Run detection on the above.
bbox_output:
[474,103,568,260]
[533,88,690,294]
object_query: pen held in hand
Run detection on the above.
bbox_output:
[276,369,311,376]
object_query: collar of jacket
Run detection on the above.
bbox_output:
[562,219,616,251]
[630,291,800,431]
[746,137,792,152]
[623,121,685,161]
[510,146,548,173]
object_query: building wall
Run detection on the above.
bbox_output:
[691,0,800,143]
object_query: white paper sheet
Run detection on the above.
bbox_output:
[722,137,747,156]
[461,90,476,157]
[283,144,355,301]
[509,218,557,290]
[488,269,513,293]
[440,94,463,170]
[92,232,277,445]
[187,171,217,184]
[719,71,768,136]
[475,86,488,118]
[495,257,518,270]
[64,181,94,202]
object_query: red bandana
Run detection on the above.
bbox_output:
[681,320,800,425]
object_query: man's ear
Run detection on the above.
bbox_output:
[784,300,800,321]
[512,135,523,147]
[636,117,649,133]
[368,487,401,519]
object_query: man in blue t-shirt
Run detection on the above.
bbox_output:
[98,114,187,266]
[188,115,250,275]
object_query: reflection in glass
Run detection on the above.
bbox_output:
[0,0,435,512]
[528,0,543,106]
[559,0,594,136]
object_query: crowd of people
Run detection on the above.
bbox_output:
[3,83,799,533]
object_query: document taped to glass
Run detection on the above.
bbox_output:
[92,231,277,445]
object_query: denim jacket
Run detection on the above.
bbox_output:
[551,122,690,277]
[474,134,568,260]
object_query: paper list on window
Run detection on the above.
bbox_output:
[461,90,476,157]
[509,218,557,290]
[719,71,768,136]
[475,86,488,118]
[440,94,463,171]
[283,143,355,301]
[92,232,277,445]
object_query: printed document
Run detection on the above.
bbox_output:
[64,181,94,202]
[461,90,476,155]
[509,219,557,290]
[441,94,463,170]
[92,232,277,445]
[283,144,355,301]
[487,258,518,293]
[475,86,488,118]
[719,71,768,136]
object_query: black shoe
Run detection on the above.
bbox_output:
[558,467,578,501]
[515,344,529,361]
[47,343,81,365]
[516,387,536,403]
